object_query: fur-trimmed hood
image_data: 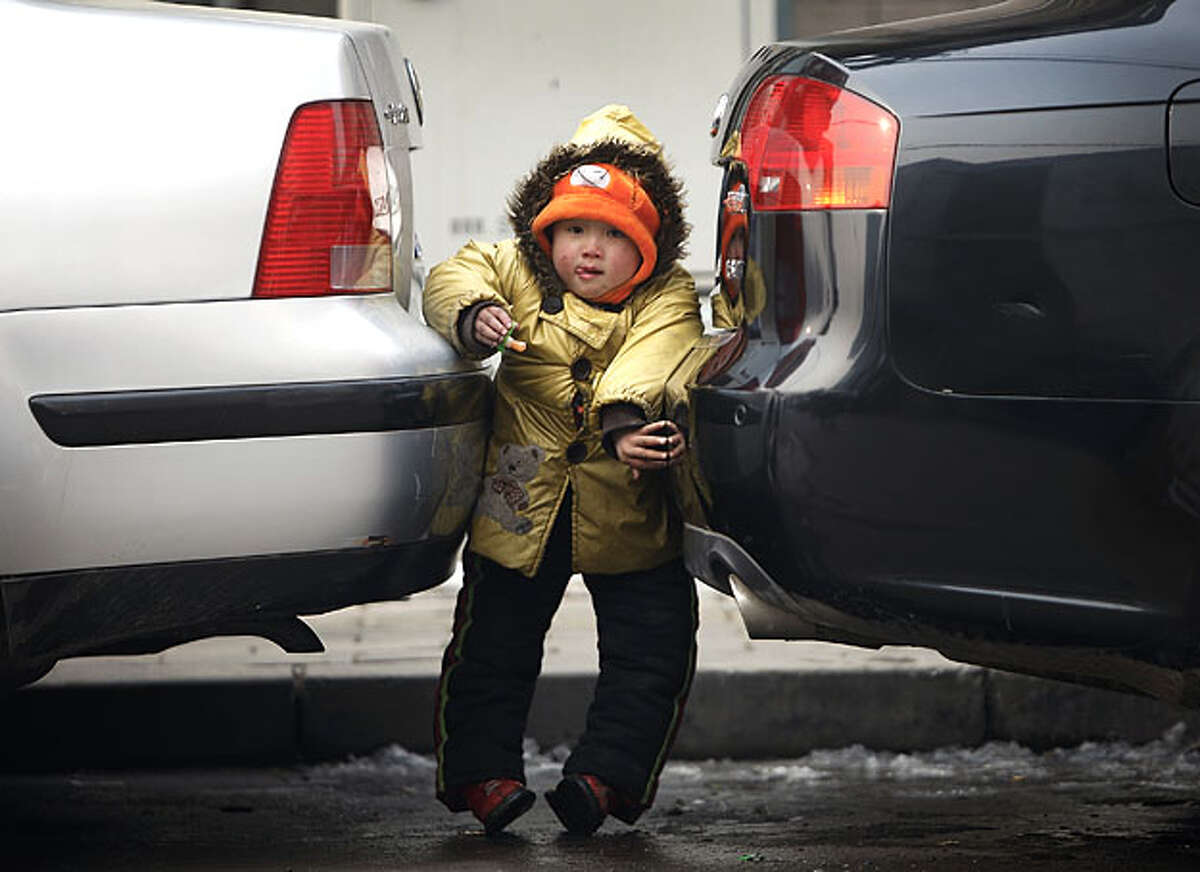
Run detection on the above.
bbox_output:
[507,117,689,307]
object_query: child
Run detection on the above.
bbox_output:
[423,105,702,836]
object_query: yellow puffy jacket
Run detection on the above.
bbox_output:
[423,107,701,577]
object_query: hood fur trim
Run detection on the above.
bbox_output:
[507,138,689,304]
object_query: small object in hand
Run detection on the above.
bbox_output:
[498,323,526,353]
[652,424,676,452]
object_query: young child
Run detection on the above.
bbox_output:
[422,105,702,836]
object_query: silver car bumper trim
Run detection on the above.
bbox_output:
[28,371,491,447]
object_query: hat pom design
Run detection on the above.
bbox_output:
[530,163,660,305]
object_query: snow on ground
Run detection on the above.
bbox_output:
[308,722,1200,792]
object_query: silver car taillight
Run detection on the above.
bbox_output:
[253,100,391,298]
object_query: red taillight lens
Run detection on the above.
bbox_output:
[740,76,898,211]
[253,100,391,298]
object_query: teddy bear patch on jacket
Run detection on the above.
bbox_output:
[477,443,546,535]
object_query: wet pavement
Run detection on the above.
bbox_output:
[4,728,1200,870]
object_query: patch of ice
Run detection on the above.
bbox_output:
[749,763,828,783]
[1043,721,1200,784]
[521,737,572,776]
[735,745,1013,783]
[309,744,437,777]
[707,722,1200,787]
[661,763,707,782]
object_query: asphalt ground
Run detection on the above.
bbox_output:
[7,739,1200,870]
[4,569,1200,771]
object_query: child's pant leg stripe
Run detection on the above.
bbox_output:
[639,578,699,807]
[433,558,480,796]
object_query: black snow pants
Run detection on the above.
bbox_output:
[433,496,698,818]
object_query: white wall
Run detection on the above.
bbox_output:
[340,0,776,284]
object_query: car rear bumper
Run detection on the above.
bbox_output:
[1,534,462,666]
[687,380,1196,649]
[684,522,823,641]
[1,294,489,576]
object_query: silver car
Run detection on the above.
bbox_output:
[0,0,489,686]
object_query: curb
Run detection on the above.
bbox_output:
[3,667,1199,772]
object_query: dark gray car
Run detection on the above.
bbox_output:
[675,0,1200,707]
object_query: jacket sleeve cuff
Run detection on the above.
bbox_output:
[600,402,647,458]
[456,301,501,357]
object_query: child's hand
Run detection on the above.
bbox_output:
[614,420,685,481]
[473,305,521,350]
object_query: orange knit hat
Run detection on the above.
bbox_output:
[531,163,660,305]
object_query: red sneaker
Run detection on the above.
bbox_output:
[544,774,614,836]
[461,778,536,835]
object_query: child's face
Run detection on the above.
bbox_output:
[550,218,641,301]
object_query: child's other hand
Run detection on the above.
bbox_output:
[474,305,516,349]
[614,420,685,481]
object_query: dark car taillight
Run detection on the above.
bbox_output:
[253,100,391,298]
[740,75,898,211]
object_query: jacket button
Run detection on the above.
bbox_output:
[566,441,587,464]
[542,294,564,314]
[571,358,592,380]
